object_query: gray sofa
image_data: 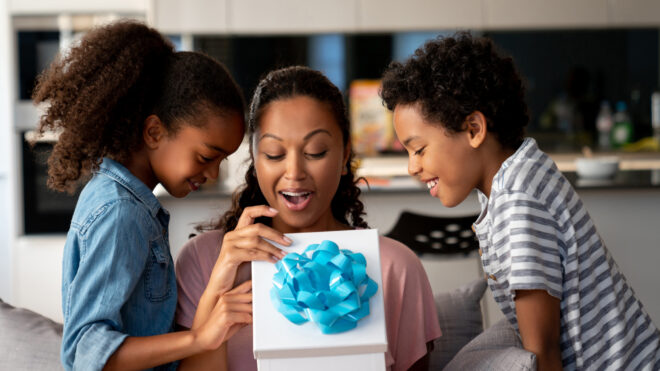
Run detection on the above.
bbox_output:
[0,279,535,370]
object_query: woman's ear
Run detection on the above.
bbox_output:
[342,141,351,175]
[465,111,488,149]
[143,115,166,149]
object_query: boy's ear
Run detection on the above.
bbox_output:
[143,115,166,149]
[465,111,488,149]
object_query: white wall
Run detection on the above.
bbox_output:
[0,0,17,303]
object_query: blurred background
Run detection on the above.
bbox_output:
[2,0,660,328]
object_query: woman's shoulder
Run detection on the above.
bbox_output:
[378,235,424,270]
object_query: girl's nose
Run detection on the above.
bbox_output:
[204,161,220,180]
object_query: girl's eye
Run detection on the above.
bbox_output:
[200,155,213,163]
[265,153,284,160]
[414,147,425,156]
[305,150,327,159]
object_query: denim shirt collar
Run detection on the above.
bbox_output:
[98,158,165,219]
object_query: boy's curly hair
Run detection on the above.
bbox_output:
[33,20,244,193]
[380,32,529,150]
[208,66,368,232]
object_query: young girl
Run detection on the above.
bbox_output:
[175,66,442,371]
[381,33,660,370]
[34,20,288,371]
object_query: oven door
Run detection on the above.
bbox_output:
[22,135,80,234]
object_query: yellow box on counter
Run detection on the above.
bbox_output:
[349,80,394,156]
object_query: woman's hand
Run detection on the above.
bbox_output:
[192,280,254,352]
[208,206,291,295]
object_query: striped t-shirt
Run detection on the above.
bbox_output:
[474,138,659,370]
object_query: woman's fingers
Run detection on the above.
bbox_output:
[235,205,279,229]
[236,223,292,248]
[230,234,287,260]
[227,280,252,295]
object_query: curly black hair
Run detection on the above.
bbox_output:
[380,32,529,150]
[210,66,369,232]
[32,20,245,193]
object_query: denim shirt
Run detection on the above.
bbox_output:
[61,158,177,371]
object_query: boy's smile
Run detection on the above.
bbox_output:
[393,104,481,207]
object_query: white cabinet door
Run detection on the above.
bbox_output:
[228,0,357,34]
[153,0,228,34]
[358,0,483,31]
[483,0,608,29]
[608,0,660,27]
[9,0,149,15]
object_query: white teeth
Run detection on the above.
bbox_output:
[281,191,310,197]
[426,179,438,189]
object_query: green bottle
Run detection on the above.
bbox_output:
[611,101,633,148]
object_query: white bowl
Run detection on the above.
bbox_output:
[575,156,619,179]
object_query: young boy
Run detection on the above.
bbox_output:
[381,32,660,371]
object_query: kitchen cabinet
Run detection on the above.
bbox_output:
[609,0,660,27]
[153,0,228,34]
[357,0,483,31]
[228,0,356,34]
[8,0,148,15]
[483,0,608,29]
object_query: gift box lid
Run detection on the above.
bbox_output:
[252,229,387,359]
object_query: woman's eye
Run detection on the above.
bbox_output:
[414,147,425,156]
[306,150,327,159]
[265,153,284,160]
[200,155,213,163]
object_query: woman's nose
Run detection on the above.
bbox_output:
[285,153,305,180]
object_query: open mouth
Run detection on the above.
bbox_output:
[279,190,312,211]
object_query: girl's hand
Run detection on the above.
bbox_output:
[193,280,253,351]
[208,206,291,294]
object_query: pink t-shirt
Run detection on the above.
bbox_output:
[175,230,441,371]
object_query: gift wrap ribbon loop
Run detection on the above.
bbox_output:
[270,240,378,334]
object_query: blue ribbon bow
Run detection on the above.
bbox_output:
[270,240,379,334]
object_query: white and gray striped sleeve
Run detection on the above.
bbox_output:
[491,190,564,299]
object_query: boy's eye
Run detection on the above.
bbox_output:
[414,147,425,156]
[265,153,284,160]
[305,150,327,159]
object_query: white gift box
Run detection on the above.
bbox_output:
[252,229,387,371]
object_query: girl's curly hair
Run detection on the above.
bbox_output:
[33,20,245,193]
[209,66,368,232]
[380,32,529,150]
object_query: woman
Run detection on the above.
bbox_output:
[175,66,441,371]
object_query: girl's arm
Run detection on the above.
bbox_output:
[104,281,252,371]
[514,289,563,371]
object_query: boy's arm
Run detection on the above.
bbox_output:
[514,289,563,371]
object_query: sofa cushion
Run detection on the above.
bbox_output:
[430,278,488,370]
[0,298,64,370]
[443,318,537,371]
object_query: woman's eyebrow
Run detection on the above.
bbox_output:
[258,129,332,143]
